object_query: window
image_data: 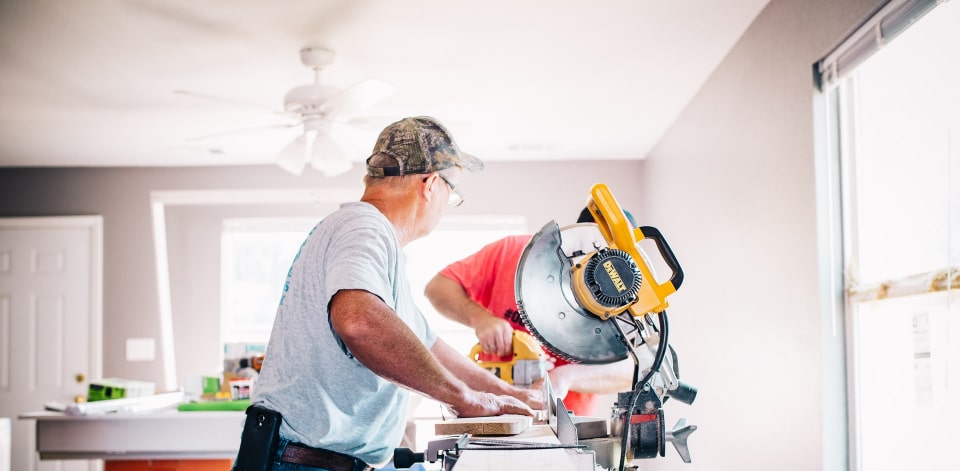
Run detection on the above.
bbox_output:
[220,214,527,448]
[220,215,526,348]
[817,1,960,469]
[221,218,316,346]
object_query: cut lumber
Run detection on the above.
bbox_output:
[434,414,532,436]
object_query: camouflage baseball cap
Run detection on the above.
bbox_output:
[366,116,483,177]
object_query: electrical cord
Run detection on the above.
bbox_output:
[616,310,669,471]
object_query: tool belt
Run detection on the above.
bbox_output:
[281,442,372,471]
[235,405,283,471]
[234,404,370,471]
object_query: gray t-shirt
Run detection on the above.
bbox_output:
[252,201,437,466]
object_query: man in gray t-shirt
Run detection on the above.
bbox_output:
[243,117,540,470]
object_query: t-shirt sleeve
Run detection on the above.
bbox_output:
[438,235,529,308]
[323,220,395,307]
[320,212,438,354]
[310,218,396,358]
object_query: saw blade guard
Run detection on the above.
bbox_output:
[515,220,633,364]
[515,183,684,363]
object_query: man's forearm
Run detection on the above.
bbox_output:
[431,338,514,396]
[552,358,635,395]
[425,274,515,356]
[424,274,488,327]
[330,290,476,408]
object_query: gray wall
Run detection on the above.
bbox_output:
[0,161,646,387]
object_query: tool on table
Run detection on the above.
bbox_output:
[87,378,155,402]
[396,183,699,471]
[394,399,594,471]
[468,330,547,388]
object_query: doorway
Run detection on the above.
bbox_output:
[0,216,103,471]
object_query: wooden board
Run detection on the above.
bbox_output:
[434,414,532,436]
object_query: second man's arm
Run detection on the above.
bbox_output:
[425,274,514,357]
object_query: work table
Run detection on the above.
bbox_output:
[19,410,244,461]
[21,410,597,470]
[449,424,596,471]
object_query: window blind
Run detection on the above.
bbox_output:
[815,0,940,91]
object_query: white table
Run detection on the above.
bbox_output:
[19,410,243,461]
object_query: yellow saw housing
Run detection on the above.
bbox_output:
[573,183,683,320]
[515,182,684,363]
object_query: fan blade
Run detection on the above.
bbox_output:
[185,122,300,142]
[310,132,353,177]
[320,79,396,121]
[172,90,283,113]
[275,134,309,176]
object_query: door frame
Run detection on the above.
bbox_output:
[0,216,104,383]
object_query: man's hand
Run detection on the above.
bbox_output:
[474,316,514,357]
[510,383,546,411]
[424,275,516,357]
[449,391,536,418]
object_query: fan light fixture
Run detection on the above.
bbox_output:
[178,46,394,177]
[275,119,352,177]
[271,48,393,176]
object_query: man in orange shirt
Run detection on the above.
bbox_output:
[425,208,636,416]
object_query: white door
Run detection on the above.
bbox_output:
[0,216,103,471]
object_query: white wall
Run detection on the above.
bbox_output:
[639,0,885,470]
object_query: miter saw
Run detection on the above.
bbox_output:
[396,183,698,471]
[517,183,698,470]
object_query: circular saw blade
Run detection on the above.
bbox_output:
[515,221,629,364]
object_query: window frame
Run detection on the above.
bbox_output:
[815,2,959,469]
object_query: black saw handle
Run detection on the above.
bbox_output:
[636,225,684,291]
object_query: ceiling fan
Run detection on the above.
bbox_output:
[178,47,395,176]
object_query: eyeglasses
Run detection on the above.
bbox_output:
[437,174,464,208]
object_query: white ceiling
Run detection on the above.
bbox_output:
[0,0,769,170]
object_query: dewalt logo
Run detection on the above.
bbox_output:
[603,260,627,292]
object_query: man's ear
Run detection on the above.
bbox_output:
[420,173,439,201]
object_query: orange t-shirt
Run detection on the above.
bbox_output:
[439,235,599,416]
